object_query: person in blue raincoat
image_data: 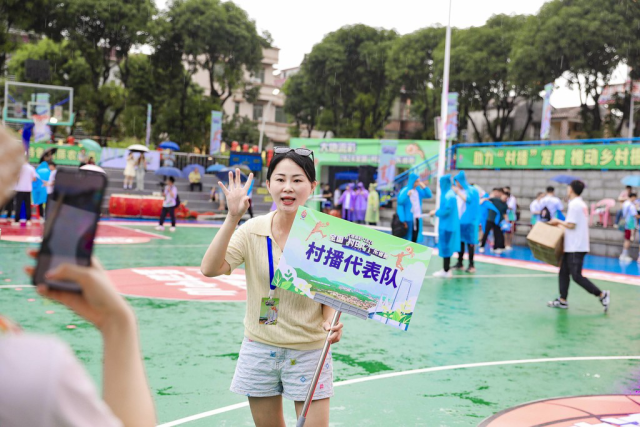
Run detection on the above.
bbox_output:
[397,173,432,243]
[452,171,480,273]
[32,161,50,220]
[428,174,460,278]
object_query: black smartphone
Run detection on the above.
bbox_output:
[33,167,108,292]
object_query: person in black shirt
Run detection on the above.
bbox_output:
[479,188,509,254]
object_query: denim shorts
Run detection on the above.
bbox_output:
[230,337,334,401]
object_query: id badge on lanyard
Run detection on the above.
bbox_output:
[259,236,279,325]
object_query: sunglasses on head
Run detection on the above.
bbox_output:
[274,147,314,162]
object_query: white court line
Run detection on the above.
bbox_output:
[105,223,172,240]
[0,284,34,289]
[106,221,222,229]
[425,273,555,279]
[156,355,640,427]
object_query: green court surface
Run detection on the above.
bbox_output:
[1,223,639,426]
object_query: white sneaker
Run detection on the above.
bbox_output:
[432,270,453,278]
[170,227,176,232]
[478,247,485,254]
[10,222,19,227]
[505,246,513,250]
[619,254,633,262]
[155,225,165,231]
[26,221,32,226]
[493,249,504,255]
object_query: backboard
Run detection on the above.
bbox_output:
[3,81,74,126]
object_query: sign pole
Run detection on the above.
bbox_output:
[435,0,453,235]
[296,310,342,427]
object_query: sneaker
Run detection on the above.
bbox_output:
[452,263,464,270]
[478,247,485,254]
[547,298,569,309]
[11,222,20,227]
[155,225,165,231]
[505,246,513,250]
[432,270,453,278]
[493,248,504,255]
[26,221,32,226]
[600,290,610,313]
[465,266,476,273]
[170,227,176,232]
[619,254,633,262]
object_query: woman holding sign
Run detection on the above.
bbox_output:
[201,148,344,427]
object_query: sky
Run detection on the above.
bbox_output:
[155,0,628,108]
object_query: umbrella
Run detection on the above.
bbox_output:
[206,164,226,173]
[551,174,582,185]
[79,139,101,152]
[40,147,58,162]
[159,141,180,151]
[215,166,246,180]
[80,164,106,174]
[154,167,182,178]
[621,175,640,187]
[127,144,149,153]
[182,164,205,179]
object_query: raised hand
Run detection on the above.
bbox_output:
[219,168,254,220]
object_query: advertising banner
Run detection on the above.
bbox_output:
[210,110,222,155]
[456,144,640,170]
[28,143,101,166]
[377,140,398,190]
[446,92,458,140]
[540,83,553,139]
[272,207,432,331]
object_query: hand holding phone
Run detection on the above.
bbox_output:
[33,168,107,292]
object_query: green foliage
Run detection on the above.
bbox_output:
[286,24,398,138]
[167,0,263,106]
[223,114,261,145]
[387,26,446,139]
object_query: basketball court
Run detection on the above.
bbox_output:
[1,221,639,426]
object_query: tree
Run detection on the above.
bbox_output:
[167,0,263,107]
[387,27,446,139]
[223,114,261,146]
[521,0,627,137]
[39,0,157,140]
[291,24,398,138]
[282,71,322,137]
[0,0,49,72]
[435,14,528,142]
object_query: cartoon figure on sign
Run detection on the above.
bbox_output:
[390,246,415,271]
[300,210,307,220]
[306,221,330,241]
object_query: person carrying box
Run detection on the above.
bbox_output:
[547,180,610,312]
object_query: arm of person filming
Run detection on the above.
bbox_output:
[201,169,253,277]
[27,253,156,427]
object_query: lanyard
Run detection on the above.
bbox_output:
[266,236,275,298]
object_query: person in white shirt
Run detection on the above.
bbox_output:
[529,192,544,226]
[538,186,563,222]
[12,157,37,226]
[504,187,517,249]
[619,193,640,262]
[156,176,178,232]
[547,180,610,312]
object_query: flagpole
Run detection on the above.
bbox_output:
[435,0,453,234]
[629,66,635,141]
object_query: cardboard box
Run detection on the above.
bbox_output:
[526,222,564,267]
